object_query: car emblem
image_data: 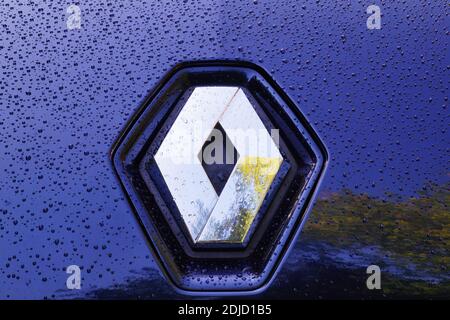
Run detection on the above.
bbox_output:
[111,61,328,294]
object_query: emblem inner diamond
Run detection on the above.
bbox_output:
[154,87,283,243]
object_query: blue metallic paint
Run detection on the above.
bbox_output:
[0,0,448,299]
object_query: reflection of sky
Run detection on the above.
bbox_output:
[286,241,448,283]
[0,1,447,298]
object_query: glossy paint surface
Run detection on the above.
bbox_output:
[0,1,448,299]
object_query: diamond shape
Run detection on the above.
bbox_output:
[199,122,239,196]
[154,87,283,243]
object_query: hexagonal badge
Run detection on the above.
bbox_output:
[111,61,328,294]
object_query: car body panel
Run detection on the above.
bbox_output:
[0,0,448,299]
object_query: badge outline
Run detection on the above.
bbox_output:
[110,60,329,295]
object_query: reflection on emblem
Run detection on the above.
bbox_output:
[155,87,283,243]
[111,62,327,294]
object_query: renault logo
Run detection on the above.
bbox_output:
[111,61,328,294]
[155,87,283,244]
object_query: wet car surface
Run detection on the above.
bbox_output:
[0,0,448,299]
